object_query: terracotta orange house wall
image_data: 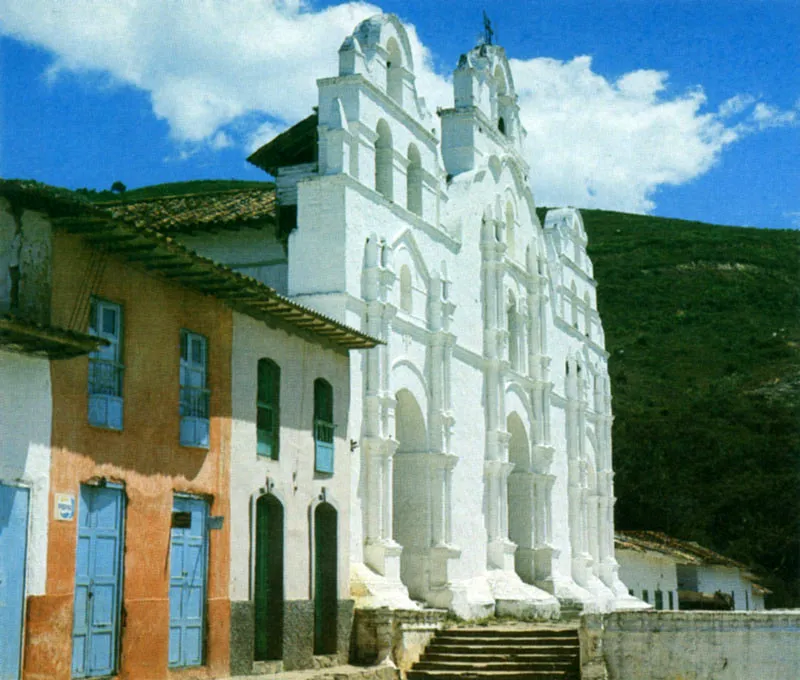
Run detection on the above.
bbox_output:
[24,232,232,680]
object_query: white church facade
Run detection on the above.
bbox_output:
[220,13,640,619]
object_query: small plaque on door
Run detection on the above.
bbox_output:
[171,511,192,528]
[208,515,224,530]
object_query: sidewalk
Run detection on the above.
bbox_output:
[226,663,399,680]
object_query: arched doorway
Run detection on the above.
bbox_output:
[254,494,284,661]
[507,412,535,583]
[314,503,338,655]
[393,388,428,598]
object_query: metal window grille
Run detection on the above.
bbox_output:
[180,331,210,448]
[88,299,124,430]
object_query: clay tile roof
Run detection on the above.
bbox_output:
[3,179,378,351]
[105,188,277,233]
[615,530,752,572]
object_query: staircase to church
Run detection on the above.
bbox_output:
[406,626,581,680]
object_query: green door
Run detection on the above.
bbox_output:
[313,503,337,655]
[254,495,283,661]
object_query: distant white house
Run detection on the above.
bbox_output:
[616,531,769,611]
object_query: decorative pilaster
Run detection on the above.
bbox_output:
[362,236,403,578]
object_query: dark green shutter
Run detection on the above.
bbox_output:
[257,360,280,460]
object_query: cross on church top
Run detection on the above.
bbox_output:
[482,11,494,46]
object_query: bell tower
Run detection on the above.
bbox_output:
[441,39,527,177]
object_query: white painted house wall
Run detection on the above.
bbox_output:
[0,350,52,597]
[229,312,352,604]
[678,564,762,611]
[616,549,678,609]
[180,227,288,294]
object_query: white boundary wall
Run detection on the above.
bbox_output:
[582,611,800,680]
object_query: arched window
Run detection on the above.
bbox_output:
[257,359,280,459]
[571,282,578,328]
[406,144,422,216]
[584,292,592,338]
[508,291,520,371]
[400,265,413,314]
[505,201,515,259]
[375,120,393,201]
[314,379,334,474]
[386,38,403,103]
[498,116,506,135]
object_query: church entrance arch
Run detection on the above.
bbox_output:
[392,388,429,599]
[507,412,536,583]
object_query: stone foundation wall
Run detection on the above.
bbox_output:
[352,608,447,672]
[580,610,800,680]
[230,599,354,674]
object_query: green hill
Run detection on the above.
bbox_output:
[564,209,800,607]
[77,179,274,203]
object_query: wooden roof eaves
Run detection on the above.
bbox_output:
[0,316,107,359]
[247,113,318,174]
[53,209,381,352]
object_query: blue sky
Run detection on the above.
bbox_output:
[1,0,798,228]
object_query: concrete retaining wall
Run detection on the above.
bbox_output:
[580,610,800,680]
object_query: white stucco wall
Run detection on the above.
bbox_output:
[229,313,352,603]
[616,549,679,609]
[679,564,762,611]
[180,227,288,294]
[0,350,52,596]
[596,611,800,680]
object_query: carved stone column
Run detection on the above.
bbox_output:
[362,237,402,578]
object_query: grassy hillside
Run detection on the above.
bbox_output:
[78,179,274,203]
[563,209,800,606]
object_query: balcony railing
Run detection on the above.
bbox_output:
[314,419,335,474]
[180,386,210,448]
[88,358,124,397]
[88,359,124,429]
[180,386,210,419]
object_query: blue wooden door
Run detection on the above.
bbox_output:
[71,484,125,678]
[0,483,29,680]
[168,496,208,668]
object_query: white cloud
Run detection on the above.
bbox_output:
[750,102,797,129]
[0,0,380,140]
[246,120,285,154]
[719,94,757,118]
[0,0,796,213]
[509,56,743,212]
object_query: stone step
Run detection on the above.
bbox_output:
[414,660,577,672]
[407,627,581,680]
[441,629,577,638]
[432,634,577,644]
[407,671,578,680]
[426,643,578,655]
[422,652,578,664]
